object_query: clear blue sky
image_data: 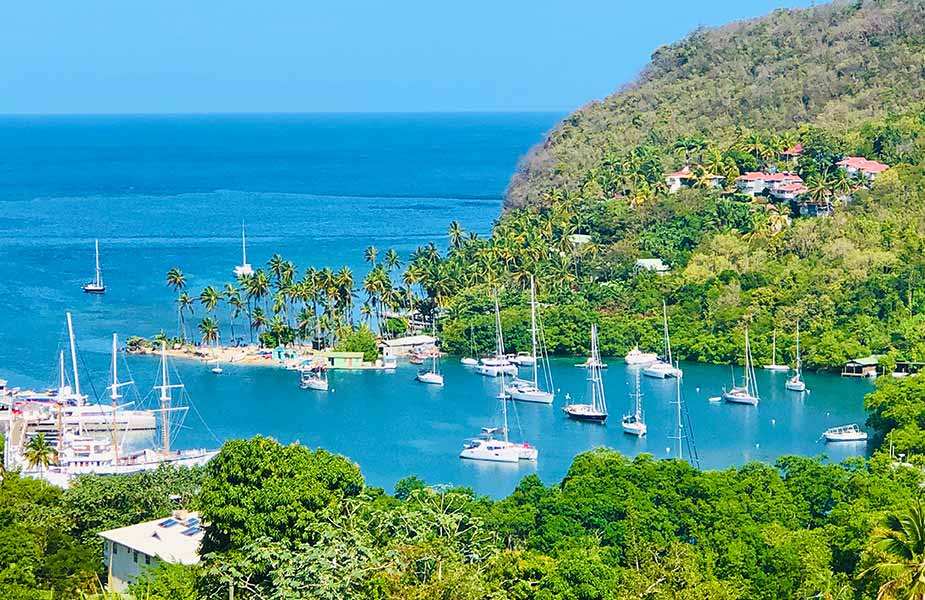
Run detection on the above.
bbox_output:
[2,0,813,114]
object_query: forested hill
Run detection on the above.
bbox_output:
[506,0,925,208]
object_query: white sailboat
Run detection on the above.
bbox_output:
[724,327,760,405]
[763,330,789,371]
[507,277,554,404]
[621,367,646,436]
[82,239,106,294]
[460,371,538,462]
[786,322,807,392]
[233,222,254,278]
[643,301,683,379]
[416,323,444,385]
[209,359,223,374]
[563,324,608,423]
[476,295,518,377]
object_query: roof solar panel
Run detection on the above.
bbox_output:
[158,518,178,528]
[181,526,201,536]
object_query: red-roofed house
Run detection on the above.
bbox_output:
[781,143,803,164]
[665,166,724,194]
[736,171,803,197]
[769,182,808,201]
[837,157,889,181]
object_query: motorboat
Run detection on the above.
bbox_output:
[510,352,536,367]
[822,424,868,442]
[624,346,658,366]
[300,366,329,391]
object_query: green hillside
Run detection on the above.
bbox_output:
[506,0,925,208]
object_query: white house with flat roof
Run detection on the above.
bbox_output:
[98,511,204,593]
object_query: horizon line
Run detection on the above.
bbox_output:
[0,109,569,118]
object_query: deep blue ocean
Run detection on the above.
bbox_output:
[0,114,872,497]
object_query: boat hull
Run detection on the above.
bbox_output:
[723,390,759,405]
[508,386,553,404]
[785,379,806,392]
[563,405,607,423]
[763,364,790,372]
[621,420,647,437]
[416,372,444,386]
[82,285,105,294]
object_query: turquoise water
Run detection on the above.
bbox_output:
[0,114,872,497]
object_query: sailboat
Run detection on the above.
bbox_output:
[723,327,760,405]
[416,322,444,385]
[621,367,646,436]
[82,239,106,294]
[52,342,215,480]
[476,295,518,377]
[460,371,538,462]
[563,324,608,422]
[763,330,789,371]
[507,277,554,404]
[461,325,479,366]
[209,360,223,375]
[786,322,807,392]
[624,346,658,366]
[233,222,254,278]
[643,301,683,378]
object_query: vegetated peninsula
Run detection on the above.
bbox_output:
[431,0,925,370]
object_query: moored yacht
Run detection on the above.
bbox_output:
[624,346,658,366]
[643,302,682,379]
[763,329,789,371]
[822,424,868,442]
[785,323,807,392]
[621,368,646,437]
[82,239,106,294]
[506,276,554,404]
[723,327,760,406]
[563,325,608,423]
[300,366,329,391]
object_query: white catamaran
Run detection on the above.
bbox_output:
[621,366,646,436]
[786,322,807,392]
[476,295,518,377]
[507,277,554,404]
[563,324,608,423]
[723,327,760,405]
[233,222,254,278]
[763,329,789,371]
[82,239,106,294]
[460,371,538,462]
[643,301,683,379]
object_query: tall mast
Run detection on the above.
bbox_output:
[109,334,121,463]
[675,373,683,460]
[795,322,801,375]
[772,329,777,365]
[241,222,248,266]
[500,372,509,443]
[663,300,672,365]
[530,276,538,387]
[58,351,66,392]
[634,366,642,419]
[159,343,171,455]
[65,312,83,436]
[494,293,504,358]
[94,239,102,286]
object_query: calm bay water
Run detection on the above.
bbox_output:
[0,114,872,497]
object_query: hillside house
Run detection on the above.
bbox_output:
[665,166,723,193]
[99,512,203,593]
[736,172,803,197]
[781,143,803,164]
[634,258,670,274]
[837,157,889,181]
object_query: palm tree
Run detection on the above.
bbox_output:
[739,132,767,165]
[364,245,378,267]
[862,501,925,599]
[251,307,268,343]
[176,291,195,342]
[166,267,186,292]
[24,433,56,472]
[384,248,401,272]
[448,221,465,252]
[224,284,243,344]
[806,171,833,207]
[198,316,220,348]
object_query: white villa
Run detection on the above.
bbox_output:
[837,156,889,181]
[665,166,723,193]
[635,258,670,274]
[98,511,204,593]
[736,171,804,196]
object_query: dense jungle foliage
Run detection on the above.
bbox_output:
[4,401,925,600]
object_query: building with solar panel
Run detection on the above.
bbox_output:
[97,510,204,592]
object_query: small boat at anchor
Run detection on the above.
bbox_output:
[563,324,608,423]
[624,346,658,366]
[763,330,789,371]
[621,367,646,437]
[82,239,106,294]
[643,302,682,379]
[822,424,868,443]
[506,276,554,404]
[786,323,806,392]
[723,327,760,406]
[300,366,329,391]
